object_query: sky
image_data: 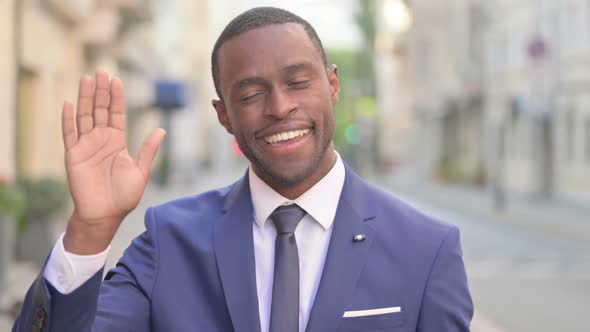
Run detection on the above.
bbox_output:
[241,0,363,50]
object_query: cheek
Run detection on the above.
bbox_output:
[318,98,336,131]
[324,112,335,137]
[228,114,257,142]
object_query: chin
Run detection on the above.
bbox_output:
[260,161,316,187]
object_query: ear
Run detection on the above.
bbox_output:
[327,64,340,105]
[212,99,233,134]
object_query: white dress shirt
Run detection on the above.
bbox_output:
[44,154,345,332]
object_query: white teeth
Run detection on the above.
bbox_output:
[264,128,311,144]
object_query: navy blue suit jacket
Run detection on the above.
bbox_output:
[13,165,473,331]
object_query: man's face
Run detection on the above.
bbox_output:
[213,23,340,197]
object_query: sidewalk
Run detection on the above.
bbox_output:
[0,262,38,331]
[386,177,590,251]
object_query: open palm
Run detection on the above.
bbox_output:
[62,70,165,239]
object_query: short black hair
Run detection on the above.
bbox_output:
[211,7,328,100]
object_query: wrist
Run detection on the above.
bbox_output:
[63,214,122,255]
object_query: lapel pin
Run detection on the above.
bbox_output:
[353,234,366,242]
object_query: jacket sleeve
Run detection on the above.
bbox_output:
[417,226,474,332]
[12,207,159,332]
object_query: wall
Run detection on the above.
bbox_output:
[0,0,16,180]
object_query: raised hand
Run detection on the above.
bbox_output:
[62,69,166,254]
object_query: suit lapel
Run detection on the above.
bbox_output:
[305,166,376,332]
[214,175,261,332]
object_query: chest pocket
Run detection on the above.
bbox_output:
[337,311,407,332]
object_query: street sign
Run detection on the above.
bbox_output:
[527,37,547,61]
[154,80,188,110]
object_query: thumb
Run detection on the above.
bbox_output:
[137,128,167,178]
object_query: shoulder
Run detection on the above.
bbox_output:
[144,180,239,231]
[358,180,458,250]
[352,180,467,291]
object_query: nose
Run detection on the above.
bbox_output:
[265,86,297,120]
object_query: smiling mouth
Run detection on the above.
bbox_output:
[263,128,311,144]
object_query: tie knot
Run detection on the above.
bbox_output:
[270,204,306,234]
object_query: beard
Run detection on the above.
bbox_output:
[237,129,333,189]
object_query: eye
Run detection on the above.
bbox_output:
[241,91,264,102]
[288,80,310,89]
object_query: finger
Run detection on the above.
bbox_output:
[62,101,77,150]
[137,128,167,178]
[109,77,126,131]
[93,69,110,127]
[76,75,94,135]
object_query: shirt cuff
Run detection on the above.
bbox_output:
[43,232,110,294]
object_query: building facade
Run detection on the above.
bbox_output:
[484,0,590,202]
[0,0,154,181]
[402,0,487,185]
[390,0,590,204]
[0,0,18,181]
[374,0,415,174]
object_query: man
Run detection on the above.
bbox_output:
[13,7,473,332]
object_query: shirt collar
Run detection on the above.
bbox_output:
[249,152,345,231]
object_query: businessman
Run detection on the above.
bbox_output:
[13,7,473,332]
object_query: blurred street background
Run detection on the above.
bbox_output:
[1,0,589,331]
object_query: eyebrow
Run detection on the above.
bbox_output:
[282,62,313,75]
[234,76,267,90]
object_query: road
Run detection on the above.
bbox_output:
[396,193,590,332]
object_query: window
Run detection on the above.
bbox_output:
[468,4,483,64]
[565,108,576,162]
[540,6,561,60]
[492,35,508,72]
[415,38,432,81]
[561,0,583,54]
